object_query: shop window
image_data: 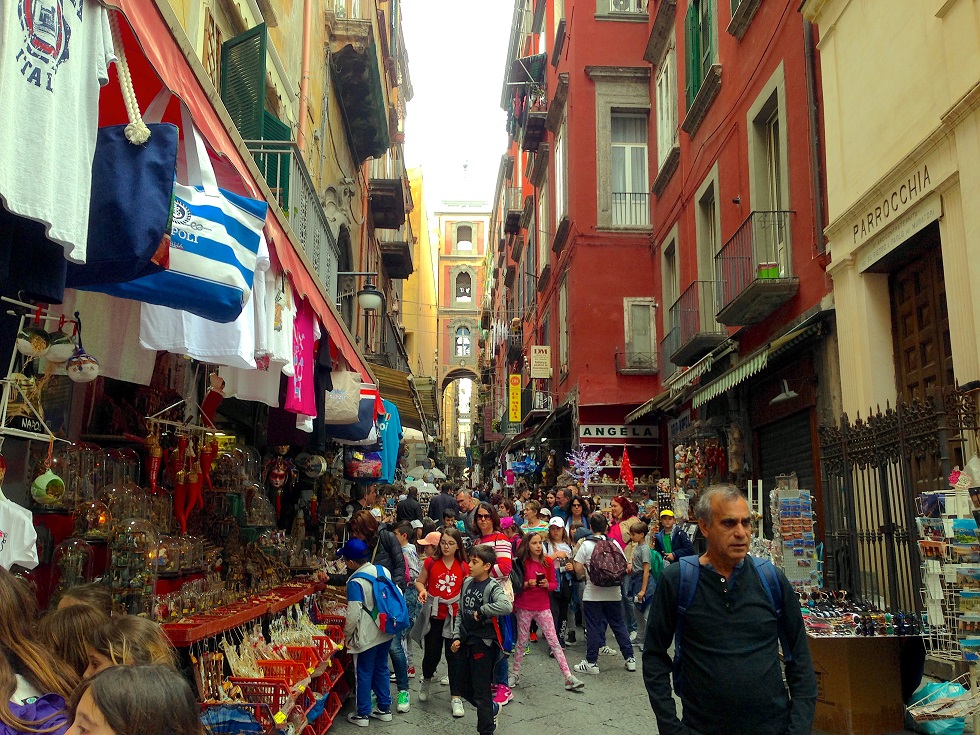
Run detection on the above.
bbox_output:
[455,327,471,357]
[611,113,649,226]
[455,272,472,302]
[684,0,716,109]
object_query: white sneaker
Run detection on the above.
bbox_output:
[629,631,638,642]
[396,690,410,713]
[565,675,586,691]
[509,672,521,688]
[451,697,465,717]
[625,657,637,671]
[418,678,431,702]
[440,674,450,686]
[573,660,600,675]
[598,645,618,656]
[369,708,393,722]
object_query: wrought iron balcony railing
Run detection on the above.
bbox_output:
[246,140,340,301]
[669,280,727,366]
[659,325,681,380]
[611,192,651,226]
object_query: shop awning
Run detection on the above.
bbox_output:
[511,53,547,84]
[625,390,673,424]
[106,0,373,382]
[501,425,536,456]
[768,312,830,359]
[372,364,424,432]
[413,377,440,429]
[692,350,769,409]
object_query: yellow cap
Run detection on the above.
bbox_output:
[660,509,675,517]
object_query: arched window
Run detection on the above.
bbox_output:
[456,224,473,251]
[455,327,471,357]
[455,272,472,302]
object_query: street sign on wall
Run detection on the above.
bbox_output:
[530,345,552,378]
[509,374,522,423]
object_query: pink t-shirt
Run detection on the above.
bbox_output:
[514,557,556,611]
[285,298,317,415]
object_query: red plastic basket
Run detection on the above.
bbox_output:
[312,631,343,662]
[256,660,312,689]
[286,646,323,676]
[306,692,342,735]
[227,677,303,730]
[332,675,351,703]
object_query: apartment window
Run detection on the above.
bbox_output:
[554,123,568,221]
[455,272,472,302]
[456,224,473,252]
[611,113,650,226]
[609,0,644,11]
[455,327,471,357]
[202,7,222,89]
[696,182,719,282]
[558,278,569,374]
[624,298,657,371]
[537,182,550,274]
[684,0,716,108]
[656,47,679,167]
[662,238,679,313]
[524,225,537,312]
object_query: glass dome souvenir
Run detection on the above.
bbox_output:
[53,538,95,593]
[101,484,137,529]
[77,500,112,540]
[247,492,277,528]
[153,536,182,576]
[240,445,261,486]
[108,518,157,616]
[182,536,205,573]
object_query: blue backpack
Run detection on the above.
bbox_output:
[673,555,790,695]
[350,565,411,635]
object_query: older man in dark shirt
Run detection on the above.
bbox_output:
[642,484,816,735]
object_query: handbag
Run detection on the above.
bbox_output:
[322,369,361,424]
[66,11,176,288]
[325,384,383,444]
[91,97,268,323]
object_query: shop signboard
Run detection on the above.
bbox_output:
[508,374,521,423]
[579,424,658,443]
[530,345,552,378]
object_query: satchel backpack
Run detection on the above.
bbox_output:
[587,537,628,587]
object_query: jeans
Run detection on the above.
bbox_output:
[583,600,634,664]
[421,617,462,694]
[550,582,572,643]
[620,576,636,633]
[458,640,499,735]
[354,639,393,716]
[389,627,409,691]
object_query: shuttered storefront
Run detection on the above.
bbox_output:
[756,409,816,537]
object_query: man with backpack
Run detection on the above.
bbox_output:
[642,485,816,735]
[571,513,635,676]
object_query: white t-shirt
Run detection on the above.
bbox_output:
[0,500,38,571]
[139,234,271,369]
[574,534,625,602]
[0,0,114,263]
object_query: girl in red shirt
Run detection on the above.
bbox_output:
[414,528,469,714]
[511,532,585,692]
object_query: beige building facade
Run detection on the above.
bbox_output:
[803,0,980,416]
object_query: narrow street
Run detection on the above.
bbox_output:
[331,640,656,734]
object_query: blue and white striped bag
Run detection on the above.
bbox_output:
[91,99,267,323]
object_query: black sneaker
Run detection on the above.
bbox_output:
[567,630,577,644]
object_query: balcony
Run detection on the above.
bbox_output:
[615,348,657,375]
[659,325,681,381]
[611,192,651,227]
[715,210,798,326]
[327,2,390,165]
[377,224,413,279]
[507,333,523,363]
[247,140,340,299]
[670,280,727,366]
[521,85,548,152]
[523,389,553,427]
[368,177,406,229]
[503,187,523,234]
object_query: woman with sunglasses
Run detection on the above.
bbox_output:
[567,496,593,543]
[471,502,518,708]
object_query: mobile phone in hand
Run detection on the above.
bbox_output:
[536,571,545,585]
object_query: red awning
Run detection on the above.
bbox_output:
[101,0,372,381]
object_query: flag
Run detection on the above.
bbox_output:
[621,446,635,492]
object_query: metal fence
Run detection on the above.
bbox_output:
[611,192,650,226]
[673,280,724,345]
[715,210,792,312]
[818,388,978,612]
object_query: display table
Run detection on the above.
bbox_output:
[809,636,905,735]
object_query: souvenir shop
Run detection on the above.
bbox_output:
[0,2,412,733]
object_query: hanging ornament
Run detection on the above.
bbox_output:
[45,317,76,364]
[31,444,65,505]
[66,312,99,383]
[16,326,50,358]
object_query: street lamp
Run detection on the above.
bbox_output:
[337,272,385,348]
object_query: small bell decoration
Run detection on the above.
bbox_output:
[66,312,100,383]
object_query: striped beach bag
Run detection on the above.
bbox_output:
[91,96,267,323]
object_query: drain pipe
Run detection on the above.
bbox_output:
[298,0,313,153]
[803,19,826,256]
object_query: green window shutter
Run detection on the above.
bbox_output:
[220,24,267,141]
[684,2,700,109]
[731,0,740,15]
[700,0,714,81]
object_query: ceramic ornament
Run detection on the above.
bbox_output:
[31,467,65,505]
[65,312,99,383]
[45,330,76,363]
[16,326,50,358]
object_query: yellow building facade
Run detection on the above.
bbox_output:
[803,0,980,416]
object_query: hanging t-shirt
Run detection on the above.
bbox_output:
[378,400,402,484]
[0,499,38,570]
[139,234,271,370]
[0,0,115,263]
[285,298,318,416]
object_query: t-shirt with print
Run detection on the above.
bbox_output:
[0,0,114,264]
[630,541,651,591]
[573,534,626,603]
[423,556,468,619]
[459,577,496,644]
[378,400,402,484]
[0,500,38,571]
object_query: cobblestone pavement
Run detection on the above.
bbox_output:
[330,636,658,734]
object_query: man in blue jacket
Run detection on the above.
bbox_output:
[653,510,695,562]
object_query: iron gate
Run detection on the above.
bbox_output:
[818,388,978,612]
